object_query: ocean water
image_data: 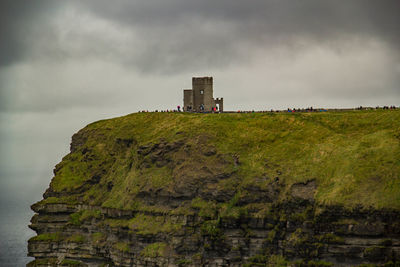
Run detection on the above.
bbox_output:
[0,169,52,267]
[0,200,35,267]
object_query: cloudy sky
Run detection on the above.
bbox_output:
[0,0,400,262]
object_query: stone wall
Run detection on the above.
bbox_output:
[183,89,193,111]
[192,77,214,112]
[28,200,400,266]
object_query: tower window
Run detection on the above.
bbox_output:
[200,90,204,95]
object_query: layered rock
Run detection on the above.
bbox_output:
[28,196,400,266]
[27,111,400,266]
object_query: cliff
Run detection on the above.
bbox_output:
[28,110,400,266]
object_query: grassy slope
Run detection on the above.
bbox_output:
[47,110,400,210]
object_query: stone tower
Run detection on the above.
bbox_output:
[183,77,223,112]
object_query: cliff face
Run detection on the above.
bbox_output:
[28,111,400,266]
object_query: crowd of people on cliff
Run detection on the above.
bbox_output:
[232,105,398,113]
[138,105,398,113]
[377,105,397,110]
[138,104,220,113]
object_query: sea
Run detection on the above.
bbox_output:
[0,200,35,267]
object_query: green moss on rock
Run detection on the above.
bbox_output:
[29,232,64,242]
[60,259,88,266]
[113,242,130,252]
[27,258,58,266]
[140,242,168,258]
[43,110,400,210]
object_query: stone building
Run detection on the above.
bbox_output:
[183,77,223,112]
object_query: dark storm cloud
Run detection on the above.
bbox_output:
[0,1,62,67]
[75,0,400,36]
[0,0,399,113]
[1,0,399,71]
[74,0,400,63]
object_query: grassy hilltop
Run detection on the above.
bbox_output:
[44,110,400,211]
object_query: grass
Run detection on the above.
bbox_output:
[128,213,183,235]
[29,232,87,243]
[102,213,183,235]
[69,209,102,225]
[140,242,168,258]
[191,197,218,218]
[113,242,130,252]
[60,259,87,266]
[91,232,106,243]
[27,258,58,266]
[66,234,86,243]
[43,110,400,209]
[29,232,64,242]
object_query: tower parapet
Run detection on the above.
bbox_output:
[192,77,213,85]
[214,97,224,112]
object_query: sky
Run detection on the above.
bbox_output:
[0,0,400,263]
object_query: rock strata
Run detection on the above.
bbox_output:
[27,112,400,266]
[28,200,400,266]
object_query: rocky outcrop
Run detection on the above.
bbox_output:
[27,112,400,266]
[28,193,400,266]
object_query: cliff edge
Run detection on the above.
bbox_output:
[28,110,400,266]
